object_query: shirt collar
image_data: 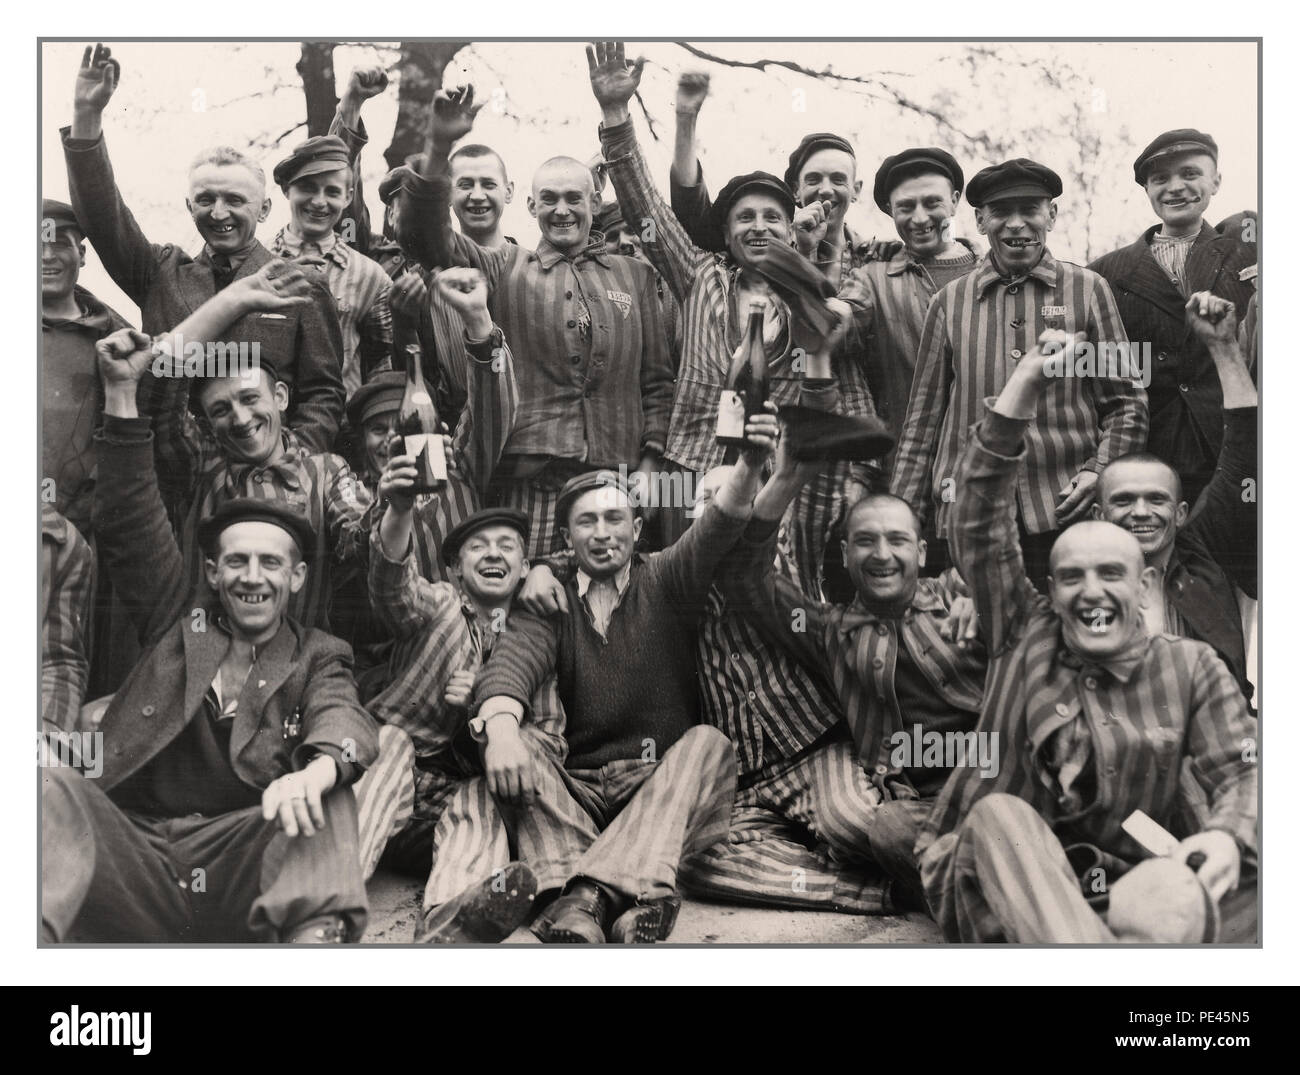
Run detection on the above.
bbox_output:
[975,248,1058,297]
[835,581,948,634]
[533,232,609,271]
[576,559,632,600]
[273,226,346,266]
[1056,625,1151,684]
[223,429,308,491]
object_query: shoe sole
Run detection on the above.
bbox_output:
[417,864,538,943]
[610,898,681,944]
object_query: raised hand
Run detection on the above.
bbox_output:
[675,71,710,115]
[74,43,120,116]
[95,327,154,388]
[794,200,832,255]
[390,271,430,322]
[586,41,645,122]
[230,261,313,312]
[1185,291,1238,346]
[433,266,491,337]
[430,85,484,152]
[377,442,419,513]
[346,64,389,101]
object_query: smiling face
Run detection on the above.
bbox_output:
[563,486,642,580]
[1049,521,1155,661]
[286,167,352,242]
[195,368,287,466]
[889,172,958,258]
[725,192,793,270]
[451,151,512,240]
[187,162,270,255]
[976,196,1055,275]
[1095,458,1188,560]
[528,159,598,252]
[796,147,860,226]
[362,411,399,480]
[41,229,84,305]
[452,524,528,605]
[842,496,926,606]
[1144,151,1220,233]
[204,520,306,645]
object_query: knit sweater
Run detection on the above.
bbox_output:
[473,501,748,770]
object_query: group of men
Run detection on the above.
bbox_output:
[40,40,1258,945]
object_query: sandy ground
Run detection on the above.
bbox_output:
[362,870,944,945]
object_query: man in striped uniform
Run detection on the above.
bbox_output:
[42,505,95,737]
[1089,130,1256,507]
[122,263,370,636]
[590,45,877,597]
[892,158,1149,592]
[270,135,394,400]
[471,413,779,944]
[916,329,1256,943]
[390,83,674,561]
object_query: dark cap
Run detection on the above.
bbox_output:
[442,507,529,566]
[783,132,856,191]
[710,171,796,246]
[966,158,1063,209]
[197,497,316,559]
[42,197,83,237]
[273,135,352,190]
[346,372,406,429]
[1133,128,1219,185]
[596,200,627,236]
[378,153,429,205]
[778,405,895,463]
[872,148,965,213]
[555,470,640,530]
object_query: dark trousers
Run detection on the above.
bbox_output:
[41,767,368,942]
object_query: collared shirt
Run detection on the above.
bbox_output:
[41,506,95,734]
[600,119,877,480]
[576,560,633,640]
[365,527,566,762]
[851,241,978,473]
[891,250,1148,537]
[724,520,987,787]
[271,225,393,398]
[916,406,1257,937]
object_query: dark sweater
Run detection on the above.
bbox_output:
[474,501,748,770]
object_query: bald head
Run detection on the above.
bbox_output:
[529,156,598,252]
[533,157,595,198]
[1049,519,1145,577]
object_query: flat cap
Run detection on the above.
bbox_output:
[1133,128,1219,185]
[596,200,626,236]
[378,153,429,205]
[273,135,352,190]
[197,497,316,559]
[872,148,965,213]
[556,469,640,530]
[42,197,83,236]
[779,405,895,463]
[710,171,796,246]
[965,158,1062,208]
[442,507,529,566]
[346,372,406,429]
[783,132,855,191]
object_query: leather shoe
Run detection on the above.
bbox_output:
[415,863,537,943]
[284,914,348,943]
[608,895,681,944]
[536,880,614,944]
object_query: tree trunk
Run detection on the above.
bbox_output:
[297,41,339,137]
[384,41,470,169]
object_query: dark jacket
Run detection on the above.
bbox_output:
[1166,405,1257,698]
[90,415,377,797]
[61,128,346,455]
[1089,222,1255,505]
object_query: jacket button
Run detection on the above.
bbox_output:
[1179,383,1189,392]
[1084,677,1098,690]
[567,320,576,328]
[1158,351,1167,362]
[872,657,884,668]
[565,290,573,299]
[142,705,155,716]
[876,624,888,636]
[747,691,757,701]
[875,763,889,775]
[1011,348,1023,359]
[571,355,580,365]
[1008,285,1019,295]
[1055,702,1071,716]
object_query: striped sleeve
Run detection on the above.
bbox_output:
[366,526,458,639]
[600,118,701,308]
[1083,273,1147,472]
[890,293,951,526]
[356,275,394,383]
[41,510,95,734]
[323,457,372,565]
[452,327,518,503]
[1185,645,1258,854]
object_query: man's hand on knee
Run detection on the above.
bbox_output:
[262,756,337,838]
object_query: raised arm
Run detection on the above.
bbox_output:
[590,42,703,306]
[949,331,1073,655]
[668,71,724,253]
[890,295,953,529]
[1181,292,1258,596]
[329,64,389,258]
[62,44,160,305]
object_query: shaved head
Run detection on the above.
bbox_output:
[533,157,594,197]
[1049,519,1145,576]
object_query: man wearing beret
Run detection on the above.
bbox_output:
[851,148,979,480]
[589,44,875,594]
[389,76,675,565]
[914,329,1255,943]
[269,135,394,401]
[110,264,370,636]
[42,300,380,943]
[63,44,346,455]
[892,158,1148,591]
[1089,129,1256,508]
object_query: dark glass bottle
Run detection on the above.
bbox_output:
[716,299,769,449]
[399,343,447,494]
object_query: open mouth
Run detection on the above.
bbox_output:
[477,565,508,580]
[42,267,64,277]
[866,566,899,580]
[911,224,937,238]
[1001,237,1037,250]
[1162,197,1197,209]
[232,423,263,442]
[745,238,770,250]
[1127,522,1161,537]
[1075,606,1116,632]
[465,205,492,217]
[209,222,237,236]
[235,593,270,605]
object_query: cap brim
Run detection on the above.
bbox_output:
[977,182,1055,204]
[284,158,351,187]
[779,405,896,462]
